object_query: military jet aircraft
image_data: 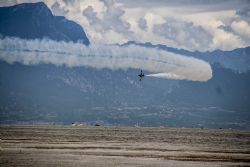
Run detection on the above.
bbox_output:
[138,70,144,81]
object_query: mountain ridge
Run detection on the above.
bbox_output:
[0,2,90,45]
[121,41,250,73]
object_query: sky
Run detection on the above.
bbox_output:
[1,0,250,51]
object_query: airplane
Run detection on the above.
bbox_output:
[138,70,144,81]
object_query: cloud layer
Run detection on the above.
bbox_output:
[0,37,212,81]
[0,0,250,51]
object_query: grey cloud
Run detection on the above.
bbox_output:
[153,20,213,51]
[118,0,249,11]
[217,25,233,32]
[82,0,131,34]
[236,7,250,18]
[62,0,78,6]
[0,0,41,7]
[0,0,17,6]
[51,1,69,16]
[138,18,147,30]
[232,7,250,24]
[217,8,250,45]
[82,6,98,25]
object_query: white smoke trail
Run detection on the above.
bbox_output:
[146,73,186,80]
[0,37,212,81]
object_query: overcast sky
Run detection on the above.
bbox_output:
[1,0,250,51]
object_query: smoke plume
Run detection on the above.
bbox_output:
[0,37,212,81]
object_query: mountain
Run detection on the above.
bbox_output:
[122,41,250,73]
[0,2,89,45]
[1,61,249,129]
[0,2,250,129]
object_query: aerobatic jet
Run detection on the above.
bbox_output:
[138,70,144,81]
